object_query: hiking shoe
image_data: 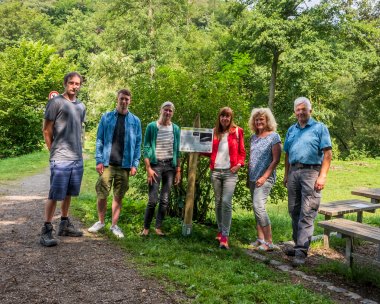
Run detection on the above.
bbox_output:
[88,221,105,233]
[40,223,58,247]
[215,232,222,241]
[110,225,124,238]
[219,236,229,250]
[292,253,306,267]
[285,248,295,256]
[58,218,83,237]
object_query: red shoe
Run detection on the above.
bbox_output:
[215,232,222,241]
[219,235,229,250]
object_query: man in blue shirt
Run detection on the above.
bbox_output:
[283,97,332,266]
[88,89,142,238]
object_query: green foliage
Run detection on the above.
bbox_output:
[1,0,380,233]
[0,40,73,157]
[0,1,54,50]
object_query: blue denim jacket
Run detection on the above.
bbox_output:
[95,110,142,168]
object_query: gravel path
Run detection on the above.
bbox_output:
[0,169,186,304]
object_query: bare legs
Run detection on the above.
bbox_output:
[44,196,72,222]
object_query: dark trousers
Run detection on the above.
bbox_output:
[287,167,321,257]
[143,161,175,229]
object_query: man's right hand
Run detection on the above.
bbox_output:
[96,163,104,175]
[147,167,158,185]
[283,176,288,187]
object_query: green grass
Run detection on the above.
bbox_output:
[71,158,334,303]
[2,152,379,303]
[0,150,49,181]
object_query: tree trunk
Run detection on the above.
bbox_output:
[268,49,280,111]
[148,0,155,78]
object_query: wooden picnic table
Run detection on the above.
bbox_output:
[319,199,380,222]
[318,199,380,248]
[352,188,380,204]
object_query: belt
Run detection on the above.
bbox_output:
[291,163,321,170]
[213,168,231,172]
[156,159,173,164]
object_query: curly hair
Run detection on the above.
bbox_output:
[248,108,277,134]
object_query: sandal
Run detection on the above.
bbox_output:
[257,242,280,252]
[249,239,265,249]
[140,229,149,237]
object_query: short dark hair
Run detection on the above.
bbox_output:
[63,72,83,85]
[117,89,131,97]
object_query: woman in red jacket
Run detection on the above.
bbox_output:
[208,107,246,249]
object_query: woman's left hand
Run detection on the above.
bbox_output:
[230,165,241,174]
[255,176,267,187]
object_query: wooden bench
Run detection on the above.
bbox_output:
[318,218,380,267]
[318,199,380,248]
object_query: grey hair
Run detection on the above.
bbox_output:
[161,101,175,110]
[294,97,312,111]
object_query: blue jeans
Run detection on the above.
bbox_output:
[211,169,238,236]
[287,167,321,256]
[249,178,274,227]
[144,160,175,229]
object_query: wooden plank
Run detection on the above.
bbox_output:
[318,219,380,244]
[318,199,380,216]
[352,188,380,201]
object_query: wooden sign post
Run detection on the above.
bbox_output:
[182,114,200,236]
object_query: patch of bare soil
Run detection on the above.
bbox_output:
[0,169,188,304]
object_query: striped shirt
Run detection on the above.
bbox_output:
[156,124,174,160]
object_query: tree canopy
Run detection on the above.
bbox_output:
[1,0,379,218]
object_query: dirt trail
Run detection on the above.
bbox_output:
[0,169,185,304]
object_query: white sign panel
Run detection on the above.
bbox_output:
[180,127,213,153]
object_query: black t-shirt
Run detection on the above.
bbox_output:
[109,113,126,166]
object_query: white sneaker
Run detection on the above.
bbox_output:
[110,225,124,238]
[88,221,105,233]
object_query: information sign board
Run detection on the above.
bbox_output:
[180,127,213,153]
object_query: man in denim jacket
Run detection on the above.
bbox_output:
[88,89,142,238]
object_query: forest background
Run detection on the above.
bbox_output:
[0,0,379,220]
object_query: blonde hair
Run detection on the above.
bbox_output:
[248,108,277,134]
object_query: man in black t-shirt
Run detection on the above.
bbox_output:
[88,89,142,238]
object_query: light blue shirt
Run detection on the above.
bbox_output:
[249,132,281,182]
[284,118,331,165]
[95,110,142,168]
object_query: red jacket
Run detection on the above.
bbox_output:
[208,127,246,170]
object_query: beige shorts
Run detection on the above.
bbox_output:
[95,165,130,199]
